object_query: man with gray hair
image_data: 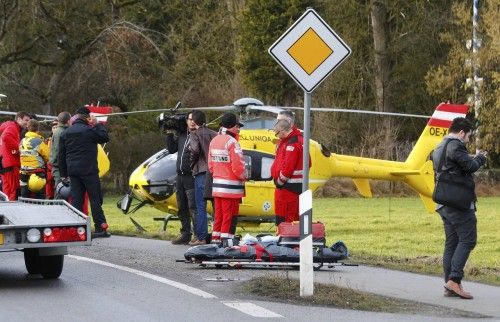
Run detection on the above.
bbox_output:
[270,112,309,225]
[277,110,295,127]
[50,111,71,185]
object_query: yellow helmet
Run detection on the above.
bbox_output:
[28,174,46,192]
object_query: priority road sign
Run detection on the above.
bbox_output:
[268,8,351,93]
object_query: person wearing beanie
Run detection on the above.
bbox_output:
[207,112,247,247]
[59,107,110,238]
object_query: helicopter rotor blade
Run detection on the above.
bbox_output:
[0,110,57,120]
[98,105,236,117]
[282,106,430,119]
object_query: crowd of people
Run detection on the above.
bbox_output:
[0,107,110,238]
[166,110,309,247]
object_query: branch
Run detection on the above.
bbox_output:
[0,0,19,43]
[36,0,67,34]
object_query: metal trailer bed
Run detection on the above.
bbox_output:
[0,197,91,278]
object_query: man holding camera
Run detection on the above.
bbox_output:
[166,112,198,245]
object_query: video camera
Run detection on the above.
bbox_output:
[158,112,187,134]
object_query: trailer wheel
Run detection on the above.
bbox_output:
[40,255,64,279]
[24,248,42,274]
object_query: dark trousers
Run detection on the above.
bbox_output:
[175,174,196,237]
[70,174,107,229]
[438,206,477,283]
[193,172,208,240]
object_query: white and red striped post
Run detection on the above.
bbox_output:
[299,189,313,296]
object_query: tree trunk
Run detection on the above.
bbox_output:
[371,0,394,159]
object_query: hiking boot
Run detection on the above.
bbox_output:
[188,239,207,246]
[172,234,191,245]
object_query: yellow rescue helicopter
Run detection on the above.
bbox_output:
[117,98,468,227]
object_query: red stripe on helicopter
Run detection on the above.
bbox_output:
[86,105,112,124]
[427,103,468,128]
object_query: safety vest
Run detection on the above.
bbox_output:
[208,130,246,198]
[20,132,49,173]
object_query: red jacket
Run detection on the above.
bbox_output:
[208,129,246,198]
[271,127,310,194]
[0,121,22,168]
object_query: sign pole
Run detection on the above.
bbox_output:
[268,7,351,299]
[302,91,311,192]
[300,91,313,296]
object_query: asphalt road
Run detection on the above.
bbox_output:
[0,236,498,321]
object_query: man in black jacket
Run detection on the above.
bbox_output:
[59,107,110,238]
[166,112,197,245]
[189,110,217,245]
[432,117,486,299]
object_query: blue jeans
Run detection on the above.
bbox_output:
[193,173,208,240]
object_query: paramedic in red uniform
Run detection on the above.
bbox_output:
[208,113,246,247]
[0,111,31,200]
[271,112,310,225]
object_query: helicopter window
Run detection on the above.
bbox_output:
[261,157,273,180]
[143,149,177,184]
[242,150,274,181]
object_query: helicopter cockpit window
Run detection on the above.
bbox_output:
[141,149,177,200]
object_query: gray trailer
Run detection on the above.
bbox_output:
[0,193,91,279]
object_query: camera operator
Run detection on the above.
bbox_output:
[165,112,198,245]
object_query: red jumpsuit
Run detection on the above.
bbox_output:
[270,127,310,224]
[208,129,246,242]
[0,121,22,201]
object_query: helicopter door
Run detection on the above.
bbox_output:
[242,150,274,181]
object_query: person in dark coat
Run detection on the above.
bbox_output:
[59,107,110,238]
[432,117,487,299]
[166,112,198,245]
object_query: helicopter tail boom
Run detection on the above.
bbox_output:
[326,103,468,212]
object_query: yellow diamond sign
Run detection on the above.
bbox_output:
[269,9,351,92]
[287,28,333,75]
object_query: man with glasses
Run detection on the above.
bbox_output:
[270,111,309,225]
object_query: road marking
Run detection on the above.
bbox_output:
[222,301,283,318]
[68,255,217,299]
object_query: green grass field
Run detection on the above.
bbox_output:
[103,196,499,285]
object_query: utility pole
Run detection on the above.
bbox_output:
[472,0,482,148]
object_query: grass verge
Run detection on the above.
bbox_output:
[102,195,499,285]
[242,276,485,318]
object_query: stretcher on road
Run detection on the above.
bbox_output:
[183,240,349,270]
